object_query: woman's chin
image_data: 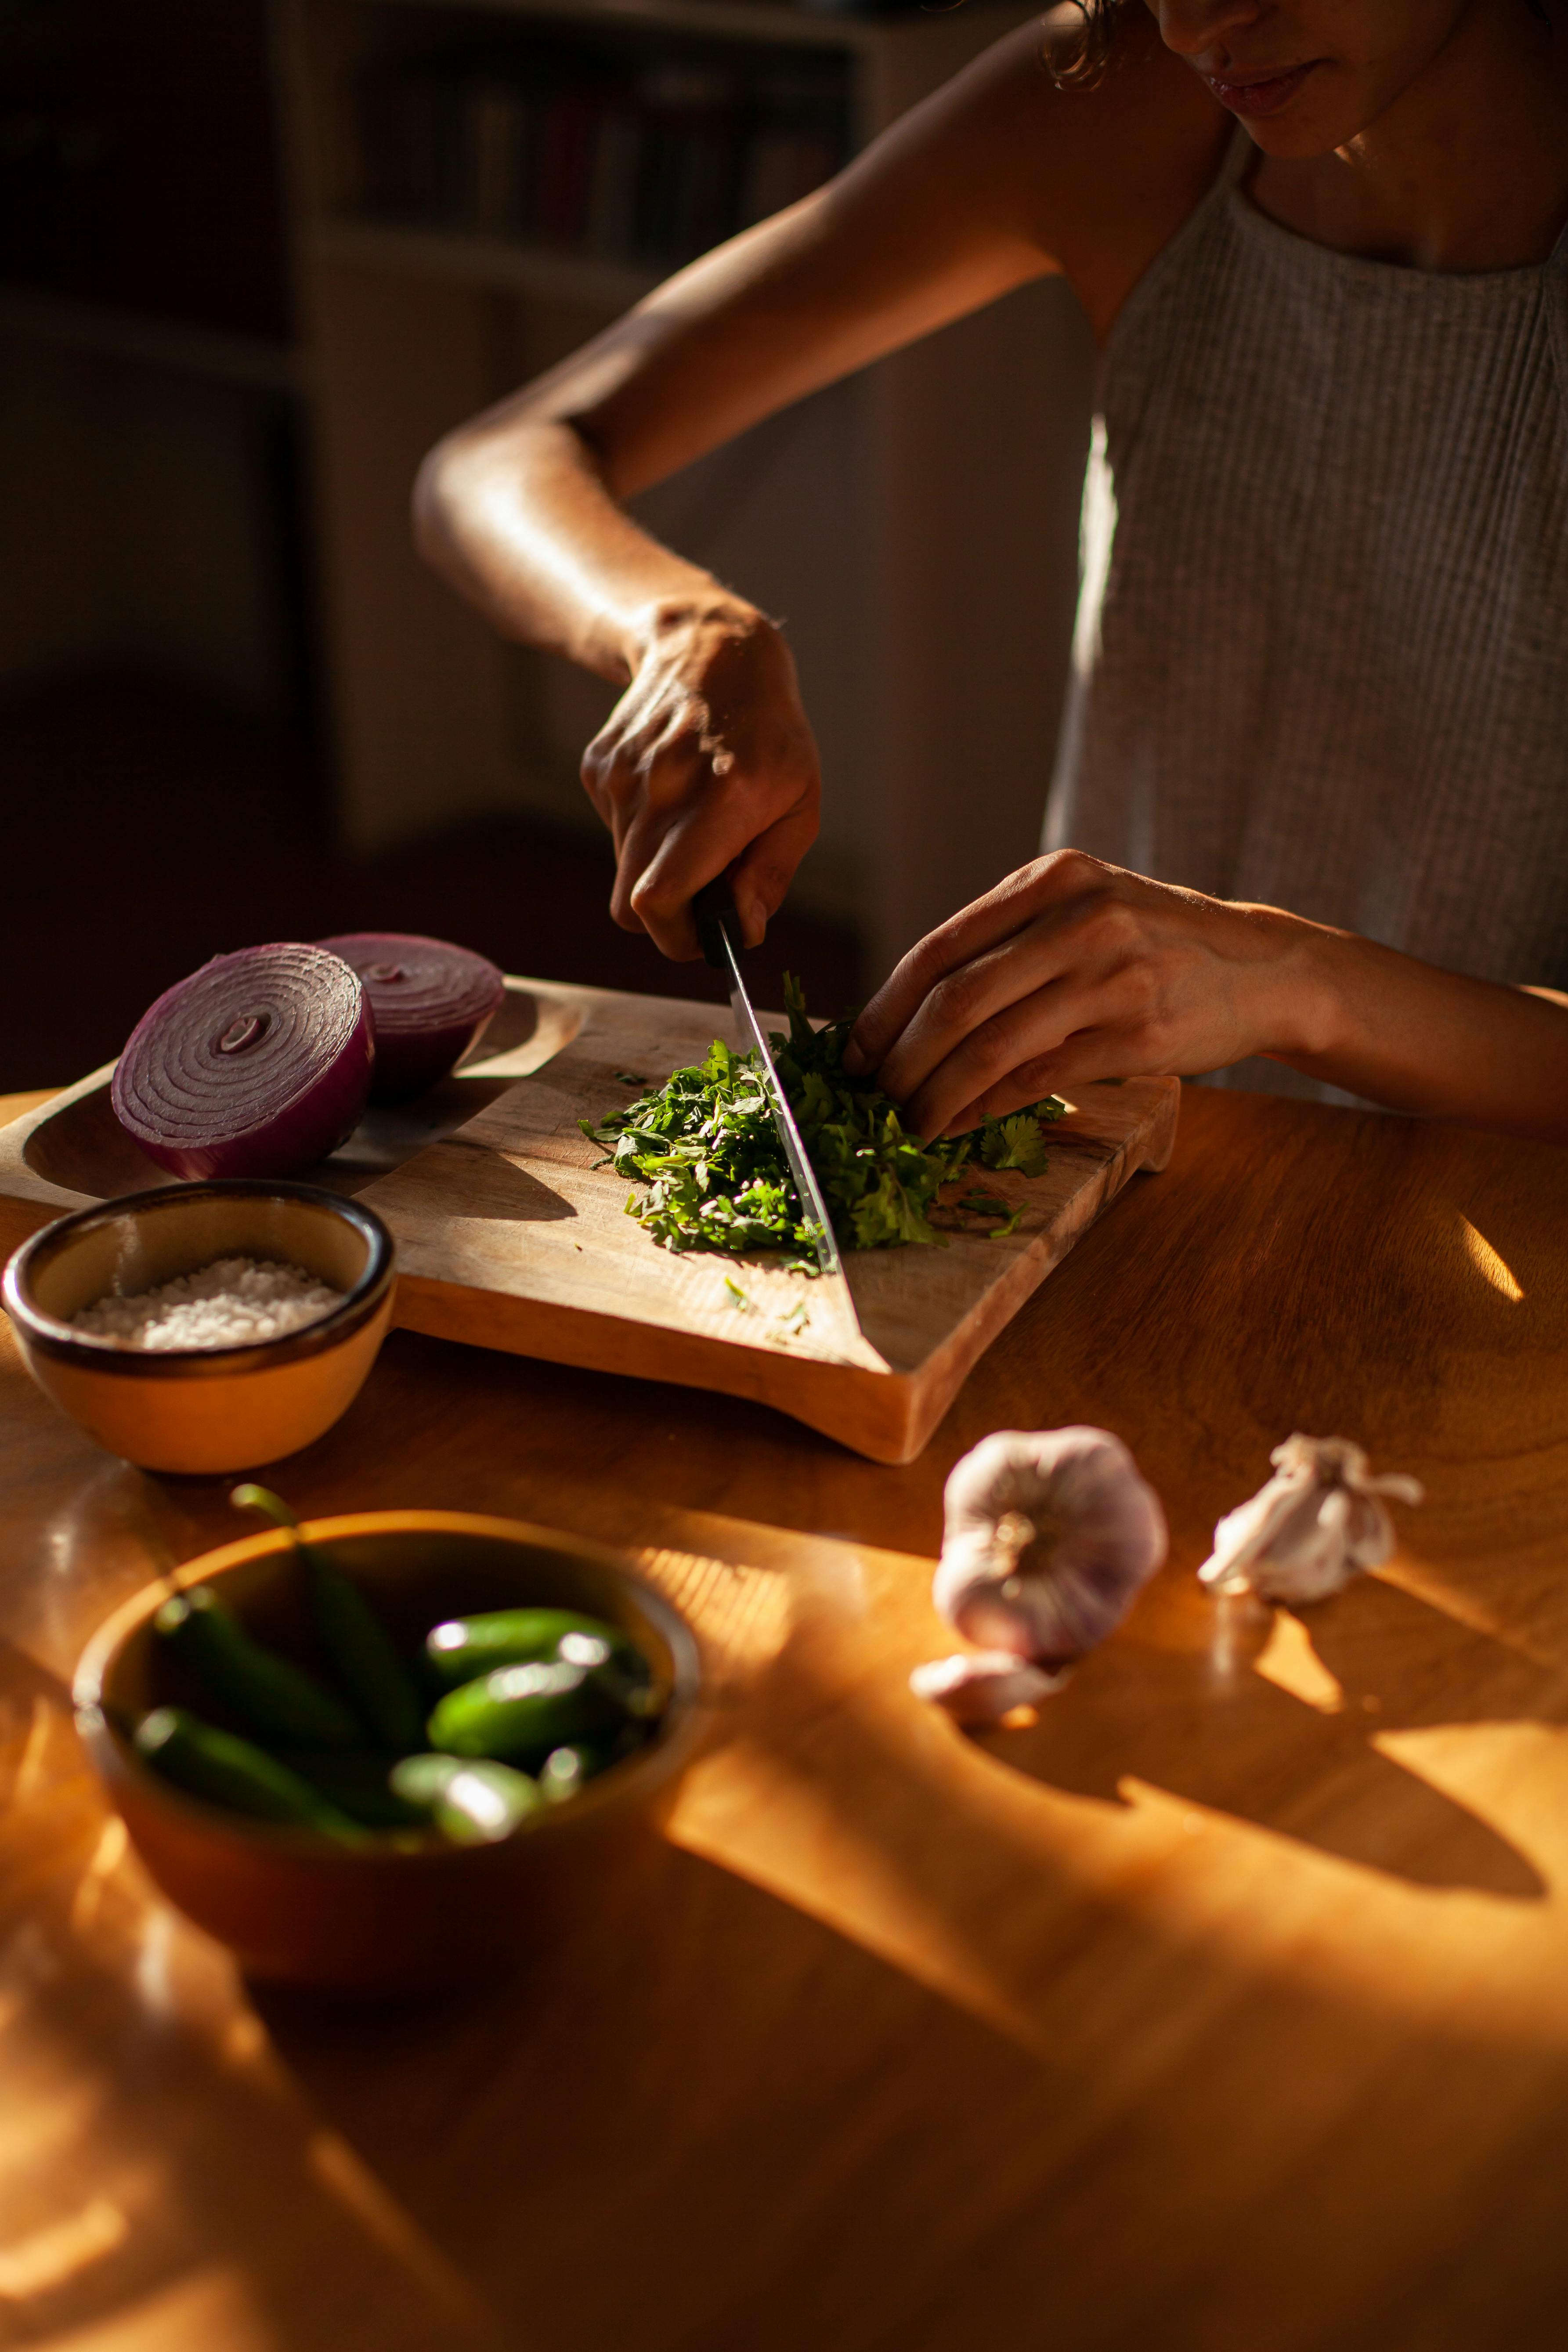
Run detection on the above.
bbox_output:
[1238,113,1351,160]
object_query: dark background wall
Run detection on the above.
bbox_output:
[0,0,1088,1095]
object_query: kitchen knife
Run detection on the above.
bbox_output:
[692,879,843,1282]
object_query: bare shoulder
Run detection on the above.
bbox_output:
[892,4,1232,338]
[434,6,1231,499]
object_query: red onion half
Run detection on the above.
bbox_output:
[317,932,505,1103]
[111,944,375,1179]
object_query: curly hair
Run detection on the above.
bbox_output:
[1049,0,1123,89]
[1049,0,1554,92]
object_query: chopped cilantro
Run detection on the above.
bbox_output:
[583,976,1064,1272]
[980,1113,1053,1178]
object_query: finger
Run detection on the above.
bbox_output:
[843,852,1108,1077]
[607,743,722,944]
[843,880,1040,1078]
[935,1027,1144,1138]
[629,775,812,959]
[901,980,1113,1139]
[625,800,754,960]
[585,682,715,860]
[727,800,820,947]
[873,920,1084,1108]
[581,680,663,849]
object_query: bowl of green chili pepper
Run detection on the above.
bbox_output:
[72,1503,702,1990]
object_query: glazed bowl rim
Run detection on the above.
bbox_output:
[2,1180,395,1379]
[72,1507,704,1862]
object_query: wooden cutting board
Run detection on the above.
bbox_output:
[0,977,1178,1463]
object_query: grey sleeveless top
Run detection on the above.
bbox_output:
[1046,135,1568,1098]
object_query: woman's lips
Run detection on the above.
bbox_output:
[1206,60,1318,117]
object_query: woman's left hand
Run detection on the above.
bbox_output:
[843,849,1317,1137]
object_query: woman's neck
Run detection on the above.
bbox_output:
[1250,2,1568,270]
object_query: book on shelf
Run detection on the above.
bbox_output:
[354,42,851,271]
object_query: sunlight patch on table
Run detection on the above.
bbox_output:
[1458,1215,1525,1301]
[1253,1612,1345,1713]
[636,1546,792,1679]
[0,2196,127,2297]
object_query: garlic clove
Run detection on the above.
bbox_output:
[909,1651,1070,1726]
[1199,1434,1424,1605]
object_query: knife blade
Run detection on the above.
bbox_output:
[692,879,843,1281]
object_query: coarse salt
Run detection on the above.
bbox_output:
[70,1256,343,1351]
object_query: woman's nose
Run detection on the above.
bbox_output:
[1154,0,1265,59]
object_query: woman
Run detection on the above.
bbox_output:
[415,0,1568,1145]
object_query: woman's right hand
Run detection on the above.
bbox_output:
[581,601,822,960]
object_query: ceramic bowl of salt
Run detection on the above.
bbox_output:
[2,1181,395,1473]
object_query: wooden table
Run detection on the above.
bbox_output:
[4,1080,1567,2352]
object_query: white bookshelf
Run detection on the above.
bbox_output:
[278,0,1096,972]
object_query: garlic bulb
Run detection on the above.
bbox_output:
[911,1427,1168,1722]
[1198,1434,1423,1605]
[908,1651,1069,1726]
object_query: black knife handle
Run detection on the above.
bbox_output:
[693,876,739,973]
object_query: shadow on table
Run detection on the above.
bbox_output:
[0,1642,479,2352]
[981,1569,1562,1900]
[253,1829,1050,2352]
[250,1590,1568,2352]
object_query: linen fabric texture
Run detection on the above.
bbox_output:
[1046,134,1568,1099]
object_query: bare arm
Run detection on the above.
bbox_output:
[414,11,1225,954]
[842,852,1568,1148]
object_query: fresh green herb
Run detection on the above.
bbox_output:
[986,1202,1026,1239]
[582,976,1064,1271]
[614,1072,647,1086]
[772,1299,811,1339]
[723,1275,752,1312]
[979,1114,1052,1178]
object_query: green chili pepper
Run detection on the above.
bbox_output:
[423,1606,647,1695]
[425,1658,622,1762]
[154,1584,358,1749]
[278,1749,428,1829]
[134,1707,360,1835]
[537,1740,615,1804]
[388,1752,541,1844]
[232,1484,426,1753]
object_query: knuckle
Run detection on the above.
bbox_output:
[1084,898,1143,958]
[1008,1053,1061,1098]
[1134,1012,1178,1066]
[929,965,987,1032]
[1041,846,1102,891]
[965,1015,1019,1080]
[1118,959,1164,1025]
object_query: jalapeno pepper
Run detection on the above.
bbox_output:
[537,1740,613,1804]
[388,1752,541,1843]
[134,1707,360,1835]
[537,1718,654,1804]
[232,1484,426,1752]
[423,1607,650,1697]
[279,1748,428,1829]
[424,1657,622,1761]
[154,1584,359,1749]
